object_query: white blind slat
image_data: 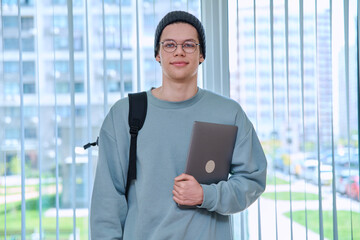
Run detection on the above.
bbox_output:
[34,0,43,238]
[101,0,108,115]
[269,0,280,239]
[314,0,325,238]
[299,0,310,239]
[66,0,77,239]
[51,2,61,239]
[17,0,26,238]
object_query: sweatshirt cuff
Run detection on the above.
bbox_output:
[197,184,217,210]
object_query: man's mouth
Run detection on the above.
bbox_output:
[171,61,188,67]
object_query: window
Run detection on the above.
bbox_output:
[21,17,34,30]
[74,60,84,77]
[3,16,17,28]
[22,107,37,120]
[52,0,81,5]
[108,81,120,92]
[74,35,83,51]
[75,82,84,93]
[4,82,19,95]
[5,107,20,118]
[24,128,37,139]
[0,1,202,239]
[56,82,70,93]
[3,16,34,30]
[4,61,19,74]
[23,61,35,76]
[229,0,359,239]
[124,81,132,92]
[57,106,70,118]
[52,0,66,5]
[54,16,67,29]
[54,36,68,50]
[144,14,156,35]
[4,38,19,50]
[22,37,35,52]
[75,106,86,117]
[23,83,36,94]
[20,0,34,6]
[54,60,69,77]
[5,128,19,140]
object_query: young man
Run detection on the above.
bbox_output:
[90,11,267,239]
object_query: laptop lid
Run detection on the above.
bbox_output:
[185,121,238,185]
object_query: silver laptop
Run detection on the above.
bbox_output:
[185,121,238,185]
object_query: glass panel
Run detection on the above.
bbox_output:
[0,0,202,239]
[333,0,360,239]
[1,1,23,238]
[229,0,359,239]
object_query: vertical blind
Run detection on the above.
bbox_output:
[229,0,359,239]
[0,0,201,239]
[1,0,360,240]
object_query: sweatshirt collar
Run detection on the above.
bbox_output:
[147,87,205,109]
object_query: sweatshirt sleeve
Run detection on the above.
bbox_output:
[198,107,267,215]
[90,110,128,239]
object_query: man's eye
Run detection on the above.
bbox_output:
[165,43,176,48]
[184,43,195,48]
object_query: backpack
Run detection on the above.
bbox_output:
[84,92,148,197]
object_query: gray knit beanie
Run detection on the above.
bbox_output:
[154,11,206,59]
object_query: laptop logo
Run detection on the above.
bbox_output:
[205,160,215,173]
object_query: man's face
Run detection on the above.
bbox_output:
[156,22,204,83]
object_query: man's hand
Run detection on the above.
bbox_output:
[173,173,203,206]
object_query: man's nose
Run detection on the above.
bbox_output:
[173,44,186,56]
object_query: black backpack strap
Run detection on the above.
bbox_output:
[126,91,147,196]
[83,137,98,150]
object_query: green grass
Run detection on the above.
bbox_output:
[284,210,360,240]
[266,176,289,185]
[262,191,319,201]
[1,210,84,239]
[0,196,88,240]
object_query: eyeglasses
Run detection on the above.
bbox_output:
[160,40,200,54]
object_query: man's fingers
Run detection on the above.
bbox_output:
[173,180,183,188]
[173,190,184,201]
[173,195,183,205]
[173,185,182,194]
[173,174,203,206]
[173,195,196,206]
[173,193,189,205]
[174,173,194,182]
[174,173,186,181]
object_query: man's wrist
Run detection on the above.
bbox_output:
[197,185,204,205]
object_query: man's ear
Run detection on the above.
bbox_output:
[199,54,204,64]
[156,54,161,64]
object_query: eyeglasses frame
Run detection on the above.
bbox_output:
[159,40,201,54]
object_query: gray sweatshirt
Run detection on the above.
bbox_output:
[90,88,267,240]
